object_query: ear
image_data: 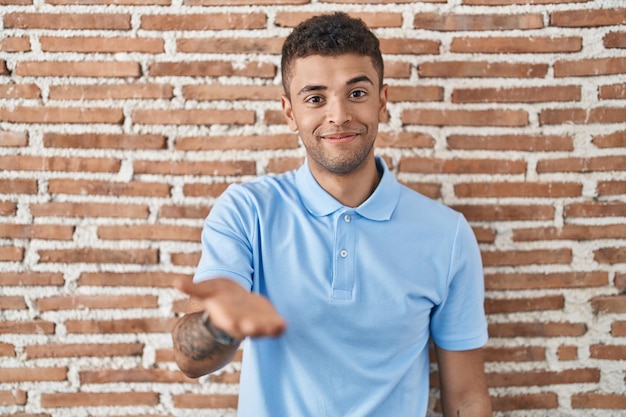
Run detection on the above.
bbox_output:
[281,95,299,132]
[378,84,389,118]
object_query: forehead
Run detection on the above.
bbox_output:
[287,54,379,91]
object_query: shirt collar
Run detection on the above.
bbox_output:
[295,156,400,221]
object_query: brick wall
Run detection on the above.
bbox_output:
[0,0,625,415]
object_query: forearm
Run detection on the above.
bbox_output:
[172,311,240,378]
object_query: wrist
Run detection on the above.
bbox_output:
[201,311,238,346]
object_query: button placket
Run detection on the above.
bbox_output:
[332,211,356,300]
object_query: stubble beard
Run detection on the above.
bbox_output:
[304,131,376,175]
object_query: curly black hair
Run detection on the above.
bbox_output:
[280,12,384,97]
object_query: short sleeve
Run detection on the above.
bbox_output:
[430,214,488,351]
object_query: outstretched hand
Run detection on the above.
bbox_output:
[174,276,287,340]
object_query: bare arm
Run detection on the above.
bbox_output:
[435,346,492,417]
[171,277,286,378]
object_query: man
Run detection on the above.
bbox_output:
[172,12,492,417]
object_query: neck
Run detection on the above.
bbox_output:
[309,156,381,208]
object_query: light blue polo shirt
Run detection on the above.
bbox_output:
[194,156,488,417]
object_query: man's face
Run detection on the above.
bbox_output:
[281,54,388,176]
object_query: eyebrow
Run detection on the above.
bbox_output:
[296,75,374,96]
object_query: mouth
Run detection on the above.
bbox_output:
[320,131,360,143]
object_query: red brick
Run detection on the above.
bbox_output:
[49,0,170,4]
[400,182,442,200]
[80,368,195,384]
[0,61,7,75]
[482,248,572,267]
[175,134,298,151]
[49,83,173,100]
[25,343,143,359]
[485,295,564,314]
[38,295,158,311]
[489,322,586,337]
[177,37,284,54]
[0,106,123,124]
[572,393,626,409]
[0,272,64,286]
[604,32,626,49]
[210,371,241,384]
[484,346,545,362]
[600,82,626,99]
[453,204,554,221]
[0,131,28,147]
[376,131,435,148]
[171,252,200,267]
[0,178,37,194]
[488,368,599,387]
[0,296,27,310]
[555,58,626,77]
[160,205,210,219]
[0,36,31,52]
[485,271,608,290]
[454,182,581,198]
[451,36,581,53]
[132,109,255,126]
[402,108,528,126]
[187,0,306,4]
[3,13,131,30]
[182,182,231,198]
[399,157,526,174]
[31,202,149,219]
[0,156,120,173]
[275,12,402,28]
[78,271,190,288]
[379,38,440,54]
[452,86,580,103]
[0,342,15,356]
[414,13,543,31]
[15,61,140,78]
[44,133,166,149]
[0,367,67,382]
[141,13,266,30]
[589,344,626,360]
[40,36,164,53]
[134,159,255,176]
[514,225,626,241]
[565,202,626,218]
[593,130,626,148]
[0,390,27,406]
[551,8,626,28]
[491,393,558,411]
[595,247,626,264]
[38,248,158,264]
[149,60,275,78]
[557,345,578,361]
[537,156,626,173]
[613,321,626,336]
[385,61,411,79]
[266,156,304,174]
[40,392,159,408]
[182,84,282,101]
[98,225,201,242]
[387,86,443,103]
[448,134,573,151]
[598,181,626,196]
[65,318,177,334]
[592,295,626,314]
[0,247,23,261]
[173,393,238,409]
[0,320,55,335]
[48,179,170,197]
[0,224,74,240]
[419,61,548,78]
[0,201,17,215]
[617,273,626,288]
[0,84,39,99]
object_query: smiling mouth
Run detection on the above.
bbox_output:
[321,132,360,142]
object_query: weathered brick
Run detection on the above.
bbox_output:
[592,130,626,148]
[0,106,123,124]
[31,202,149,219]
[399,157,526,174]
[0,247,24,261]
[182,84,282,101]
[49,0,170,4]
[275,12,402,28]
[598,181,626,196]
[537,156,626,173]
[419,61,548,78]
[0,201,17,215]
[594,247,626,264]
[484,346,545,362]
[564,202,626,218]
[542,107,626,124]
[453,134,573,151]
[385,61,412,78]
[401,109,528,126]
[0,272,64,286]
[40,392,159,408]
[0,342,16,356]
[177,37,284,54]
[15,61,141,77]
[0,84,39,99]
[171,252,200,266]
[489,322,586,337]
[376,131,435,148]
[414,13,543,31]
[482,248,572,267]
[182,182,231,198]
[613,321,626,336]
[0,36,31,52]
[514,225,626,241]
[0,130,29,147]
[65,318,176,334]
[266,156,304,174]
[0,178,37,194]
[132,109,255,126]
[149,61,275,78]
[491,393,558,411]
[0,296,27,310]
[141,13,266,31]
[134,159,255,176]
[48,179,170,197]
[38,248,158,264]
[175,134,298,151]
[454,182,581,198]
[160,204,210,219]
[3,13,131,30]
[572,393,626,409]
[452,86,580,103]
[488,368,599,387]
[591,295,626,314]
[78,271,190,288]
[173,393,239,408]
[49,84,173,100]
[0,61,7,75]
[555,58,626,77]
[0,224,74,240]
[0,320,55,334]
[387,86,443,103]
[451,36,581,53]
[0,367,67,382]
[38,295,158,311]
[80,368,195,384]
[44,133,166,149]
[589,344,626,360]
[604,32,626,49]
[25,343,143,359]
[551,8,626,28]
[379,38,440,54]
[40,36,164,53]
[453,204,555,221]
[98,225,201,242]
[485,295,564,314]
[0,156,120,172]
[0,390,26,406]
[485,271,608,290]
[557,345,578,361]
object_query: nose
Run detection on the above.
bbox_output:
[327,97,351,126]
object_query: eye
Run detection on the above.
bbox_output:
[350,90,367,99]
[306,95,324,104]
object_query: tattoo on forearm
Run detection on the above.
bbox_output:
[175,314,224,361]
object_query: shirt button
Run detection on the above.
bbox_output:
[340,249,348,258]
[344,214,351,222]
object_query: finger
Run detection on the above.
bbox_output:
[174,276,214,299]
